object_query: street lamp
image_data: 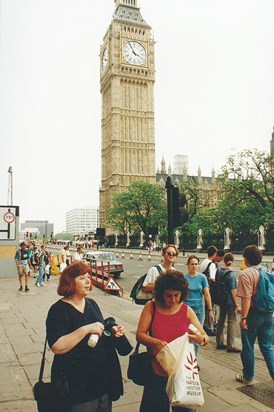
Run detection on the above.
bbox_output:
[7,166,13,205]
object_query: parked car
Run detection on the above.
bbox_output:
[83,251,124,279]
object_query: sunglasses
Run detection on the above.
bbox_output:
[166,252,177,257]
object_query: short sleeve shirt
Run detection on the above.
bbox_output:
[237,266,260,304]
[184,273,208,306]
[143,264,175,286]
[200,258,217,280]
[46,298,111,402]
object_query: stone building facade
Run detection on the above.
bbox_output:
[156,156,221,209]
[99,0,156,229]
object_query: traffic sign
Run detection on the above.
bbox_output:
[4,212,15,224]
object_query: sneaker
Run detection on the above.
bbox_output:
[227,347,241,353]
[19,286,23,291]
[217,344,227,350]
[25,286,30,292]
[33,275,37,278]
[236,373,256,384]
[41,283,45,287]
[35,283,41,287]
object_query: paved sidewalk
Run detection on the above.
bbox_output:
[0,275,272,412]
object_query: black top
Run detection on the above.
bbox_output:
[46,298,123,404]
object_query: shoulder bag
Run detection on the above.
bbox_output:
[33,337,70,412]
[127,301,155,385]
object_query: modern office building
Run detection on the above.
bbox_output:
[66,207,99,235]
[173,154,189,175]
[21,220,54,238]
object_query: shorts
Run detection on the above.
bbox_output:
[18,264,29,275]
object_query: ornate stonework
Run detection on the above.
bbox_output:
[99,0,156,229]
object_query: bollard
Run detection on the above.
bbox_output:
[129,252,133,259]
[148,252,151,261]
[116,251,119,258]
[121,251,125,259]
[138,252,143,260]
[272,258,274,272]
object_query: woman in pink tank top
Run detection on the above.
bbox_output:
[136,271,209,412]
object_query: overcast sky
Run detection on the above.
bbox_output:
[1,0,273,233]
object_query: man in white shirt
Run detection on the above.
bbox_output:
[142,244,178,292]
[73,246,84,261]
[200,245,218,336]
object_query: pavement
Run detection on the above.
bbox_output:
[0,274,273,412]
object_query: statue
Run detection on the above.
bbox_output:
[175,230,180,247]
[258,225,265,251]
[140,231,144,248]
[197,229,203,250]
[126,232,130,248]
[224,227,231,250]
[115,233,119,247]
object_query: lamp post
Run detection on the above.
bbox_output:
[165,176,174,244]
[7,166,13,205]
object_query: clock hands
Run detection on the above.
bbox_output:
[128,42,142,58]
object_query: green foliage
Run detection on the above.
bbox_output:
[182,149,273,240]
[106,181,167,237]
[53,232,74,241]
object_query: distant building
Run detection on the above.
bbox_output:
[66,207,99,235]
[21,220,54,238]
[156,157,220,209]
[173,154,189,175]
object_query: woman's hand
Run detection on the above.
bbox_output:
[86,322,105,336]
[188,329,209,346]
[112,325,125,338]
[151,338,168,352]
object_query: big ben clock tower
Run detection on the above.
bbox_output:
[99,0,156,229]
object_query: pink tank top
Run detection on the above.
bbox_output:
[150,302,190,376]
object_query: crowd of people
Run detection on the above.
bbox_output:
[15,241,52,290]
[14,241,273,411]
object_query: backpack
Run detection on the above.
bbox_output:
[130,265,162,305]
[253,267,274,312]
[210,268,232,306]
[202,261,214,280]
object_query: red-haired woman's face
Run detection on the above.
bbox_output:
[74,273,92,297]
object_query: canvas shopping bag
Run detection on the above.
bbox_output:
[156,334,186,375]
[165,333,204,408]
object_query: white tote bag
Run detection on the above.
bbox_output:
[165,333,204,408]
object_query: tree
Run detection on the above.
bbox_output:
[219,149,274,229]
[180,149,273,250]
[106,181,167,238]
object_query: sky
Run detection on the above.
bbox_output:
[1,0,274,233]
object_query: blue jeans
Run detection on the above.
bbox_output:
[241,308,274,381]
[36,266,44,285]
[188,303,205,357]
[140,374,196,412]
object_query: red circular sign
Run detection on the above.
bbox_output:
[4,212,15,224]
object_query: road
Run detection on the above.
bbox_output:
[47,245,244,294]
[113,254,243,294]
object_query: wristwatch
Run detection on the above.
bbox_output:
[241,317,247,320]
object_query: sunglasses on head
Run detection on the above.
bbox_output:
[166,252,177,257]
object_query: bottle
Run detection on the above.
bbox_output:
[87,334,99,348]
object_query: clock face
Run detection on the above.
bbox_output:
[123,41,147,66]
[102,47,109,71]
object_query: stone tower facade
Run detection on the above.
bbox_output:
[99,0,156,229]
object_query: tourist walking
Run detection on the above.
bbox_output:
[236,245,274,383]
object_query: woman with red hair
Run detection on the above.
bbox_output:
[46,261,127,412]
